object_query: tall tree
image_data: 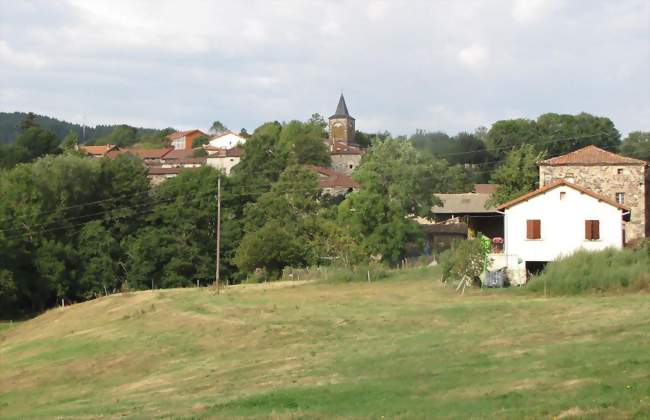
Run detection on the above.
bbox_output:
[338,139,456,265]
[210,120,228,134]
[487,144,546,207]
[620,131,650,162]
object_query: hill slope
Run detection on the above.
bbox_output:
[0,112,165,144]
[1,269,649,418]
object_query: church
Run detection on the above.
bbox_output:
[327,94,364,175]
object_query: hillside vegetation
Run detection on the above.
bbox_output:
[1,268,649,419]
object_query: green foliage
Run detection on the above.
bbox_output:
[59,130,79,151]
[90,125,138,147]
[338,139,466,265]
[526,246,650,295]
[192,135,210,148]
[439,238,488,284]
[210,120,228,134]
[620,131,650,162]
[487,145,546,207]
[0,153,150,315]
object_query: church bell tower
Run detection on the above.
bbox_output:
[328,94,355,145]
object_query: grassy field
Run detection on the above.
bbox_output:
[1,267,649,419]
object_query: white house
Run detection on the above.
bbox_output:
[206,147,244,175]
[208,131,246,149]
[497,180,630,285]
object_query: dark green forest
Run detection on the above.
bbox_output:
[0,111,648,317]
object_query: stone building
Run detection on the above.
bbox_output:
[328,94,355,144]
[538,145,648,242]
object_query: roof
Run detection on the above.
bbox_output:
[497,180,630,212]
[307,165,360,189]
[539,145,647,166]
[147,166,198,175]
[166,129,206,140]
[432,193,496,214]
[124,148,173,159]
[163,157,207,165]
[209,131,244,140]
[474,184,498,194]
[206,146,245,158]
[330,141,364,155]
[79,144,117,155]
[163,148,198,159]
[329,94,355,120]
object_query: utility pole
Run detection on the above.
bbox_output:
[215,176,222,292]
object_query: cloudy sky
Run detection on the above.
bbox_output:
[0,0,648,136]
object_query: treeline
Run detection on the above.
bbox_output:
[0,116,471,317]
[0,112,169,146]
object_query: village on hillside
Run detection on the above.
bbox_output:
[74,95,649,286]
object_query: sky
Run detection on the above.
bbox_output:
[0,0,648,137]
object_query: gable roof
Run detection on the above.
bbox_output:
[206,146,245,158]
[538,145,647,166]
[497,180,630,212]
[79,144,117,156]
[432,193,496,214]
[123,148,173,159]
[307,165,360,189]
[329,94,355,120]
[166,129,206,140]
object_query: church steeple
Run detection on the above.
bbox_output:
[328,94,355,144]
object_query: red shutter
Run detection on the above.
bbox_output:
[527,220,533,239]
[585,220,592,240]
[593,220,600,240]
[527,220,541,239]
[534,220,541,239]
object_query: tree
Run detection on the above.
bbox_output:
[536,112,620,156]
[59,130,79,152]
[192,134,210,148]
[449,132,489,165]
[486,119,538,160]
[210,121,228,134]
[92,125,137,147]
[410,130,455,159]
[18,112,38,132]
[621,131,650,162]
[15,126,60,162]
[338,139,448,265]
[487,145,546,207]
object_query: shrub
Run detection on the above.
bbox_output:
[526,245,650,295]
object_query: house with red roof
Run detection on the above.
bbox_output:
[166,129,207,150]
[497,180,631,284]
[307,165,360,196]
[538,145,647,242]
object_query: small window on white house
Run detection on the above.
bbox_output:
[560,191,566,200]
[615,192,625,204]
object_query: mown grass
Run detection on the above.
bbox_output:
[527,246,650,295]
[1,267,649,419]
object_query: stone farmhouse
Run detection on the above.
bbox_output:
[538,145,648,243]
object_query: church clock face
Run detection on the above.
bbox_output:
[331,121,345,139]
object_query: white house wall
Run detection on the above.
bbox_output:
[209,133,245,149]
[504,185,624,281]
[207,156,240,175]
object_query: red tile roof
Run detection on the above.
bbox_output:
[148,166,199,175]
[163,148,198,159]
[206,146,245,157]
[124,148,173,159]
[166,129,206,140]
[497,180,630,212]
[79,144,117,156]
[539,145,647,166]
[307,165,360,189]
[330,142,364,155]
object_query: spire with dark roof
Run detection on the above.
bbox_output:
[329,94,355,120]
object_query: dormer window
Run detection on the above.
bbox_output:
[560,191,566,200]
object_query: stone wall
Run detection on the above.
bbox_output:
[328,117,355,144]
[331,154,362,175]
[539,164,648,242]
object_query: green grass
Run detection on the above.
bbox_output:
[527,246,650,295]
[1,267,649,419]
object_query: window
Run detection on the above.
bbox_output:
[349,164,354,169]
[617,168,624,175]
[560,191,566,200]
[615,192,625,204]
[526,220,541,240]
[585,220,600,240]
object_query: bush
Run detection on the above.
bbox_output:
[526,245,650,295]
